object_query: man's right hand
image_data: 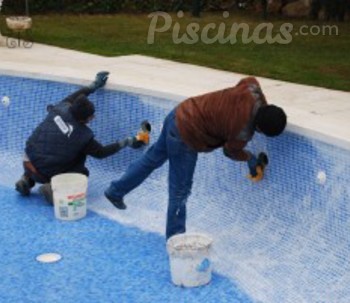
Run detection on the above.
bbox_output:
[247,152,269,182]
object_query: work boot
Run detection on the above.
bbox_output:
[39,183,54,205]
[15,175,35,196]
[104,190,127,210]
[89,71,109,92]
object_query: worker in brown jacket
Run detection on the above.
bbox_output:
[105,77,287,239]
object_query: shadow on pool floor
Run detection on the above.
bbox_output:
[0,185,253,303]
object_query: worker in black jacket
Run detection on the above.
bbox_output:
[15,71,145,203]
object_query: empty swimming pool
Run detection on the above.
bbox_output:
[0,75,349,303]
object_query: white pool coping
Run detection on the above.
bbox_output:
[1,43,349,150]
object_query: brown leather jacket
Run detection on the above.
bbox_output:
[175,77,267,161]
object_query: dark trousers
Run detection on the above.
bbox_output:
[261,0,268,19]
[24,155,89,185]
[192,0,201,17]
[106,109,198,239]
[325,0,347,21]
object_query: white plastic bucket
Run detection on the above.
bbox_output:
[167,233,213,287]
[51,173,88,221]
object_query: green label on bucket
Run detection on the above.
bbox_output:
[197,258,210,272]
[68,199,85,211]
[65,193,86,211]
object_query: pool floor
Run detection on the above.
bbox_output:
[0,185,252,303]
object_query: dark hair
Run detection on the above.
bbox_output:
[70,95,95,122]
[255,105,287,137]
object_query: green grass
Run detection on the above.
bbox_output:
[1,12,349,91]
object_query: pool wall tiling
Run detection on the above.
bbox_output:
[1,75,350,303]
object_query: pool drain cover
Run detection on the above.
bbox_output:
[36,253,62,263]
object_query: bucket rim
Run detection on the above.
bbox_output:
[166,232,213,252]
[51,173,88,184]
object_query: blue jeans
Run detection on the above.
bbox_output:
[105,109,198,239]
